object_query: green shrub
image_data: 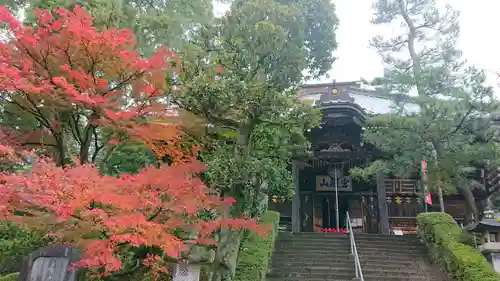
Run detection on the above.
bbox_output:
[417,212,500,281]
[234,211,280,281]
[0,272,19,281]
[0,222,50,274]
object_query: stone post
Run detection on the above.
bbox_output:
[376,172,390,235]
[291,160,301,233]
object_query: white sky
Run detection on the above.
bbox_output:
[214,0,500,86]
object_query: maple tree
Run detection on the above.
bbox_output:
[0,144,262,276]
[0,6,264,277]
[0,5,181,166]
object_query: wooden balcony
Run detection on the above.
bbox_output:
[384,179,419,194]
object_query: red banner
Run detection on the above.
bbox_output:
[425,192,432,205]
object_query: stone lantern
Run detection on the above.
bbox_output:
[171,232,215,281]
[173,262,201,281]
[466,210,500,272]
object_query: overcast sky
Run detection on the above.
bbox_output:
[214,0,500,86]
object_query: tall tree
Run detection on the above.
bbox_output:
[178,0,338,210]
[170,0,338,278]
[355,0,500,221]
[1,0,218,170]
[0,5,182,166]
[0,7,263,279]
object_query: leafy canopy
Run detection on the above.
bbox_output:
[8,0,217,56]
[355,0,500,196]
[0,5,182,166]
[173,0,337,216]
[0,6,263,276]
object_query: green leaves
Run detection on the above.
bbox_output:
[417,212,500,281]
[364,0,500,205]
[17,0,215,56]
[0,223,49,275]
[165,0,335,220]
[99,142,157,177]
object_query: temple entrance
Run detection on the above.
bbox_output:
[320,195,348,230]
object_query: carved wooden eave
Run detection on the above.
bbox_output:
[300,81,370,126]
[298,81,361,97]
[291,150,389,161]
[318,101,368,127]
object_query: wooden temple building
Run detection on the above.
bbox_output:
[269,81,483,235]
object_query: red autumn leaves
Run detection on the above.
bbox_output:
[0,5,263,274]
[0,5,180,149]
[0,156,262,273]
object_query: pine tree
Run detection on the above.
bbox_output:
[358,0,500,222]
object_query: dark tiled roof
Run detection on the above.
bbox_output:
[466,219,500,232]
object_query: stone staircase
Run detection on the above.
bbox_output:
[267,232,449,281]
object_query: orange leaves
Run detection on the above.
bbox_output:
[0,6,181,163]
[0,6,265,276]
[0,148,262,274]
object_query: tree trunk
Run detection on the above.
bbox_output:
[458,184,478,225]
[79,124,95,165]
[209,230,244,281]
[53,133,66,167]
[437,183,445,212]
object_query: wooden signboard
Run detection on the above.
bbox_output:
[316,175,352,192]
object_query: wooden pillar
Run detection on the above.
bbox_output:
[291,160,301,232]
[377,172,390,235]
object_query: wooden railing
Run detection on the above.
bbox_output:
[384,179,419,194]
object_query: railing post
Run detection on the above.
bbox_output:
[346,211,364,281]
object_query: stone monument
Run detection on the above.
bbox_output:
[18,245,81,281]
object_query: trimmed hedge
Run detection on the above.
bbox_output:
[0,273,18,281]
[234,211,280,281]
[416,212,500,281]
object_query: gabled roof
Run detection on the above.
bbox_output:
[299,80,420,116]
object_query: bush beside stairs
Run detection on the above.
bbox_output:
[266,232,449,281]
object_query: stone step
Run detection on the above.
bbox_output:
[267,269,427,279]
[266,274,428,281]
[274,243,425,253]
[271,258,425,267]
[269,264,423,274]
[272,249,425,259]
[272,256,426,264]
[269,233,449,281]
[279,232,420,241]
[270,260,424,270]
[276,238,422,246]
[273,249,427,259]
[276,237,422,245]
